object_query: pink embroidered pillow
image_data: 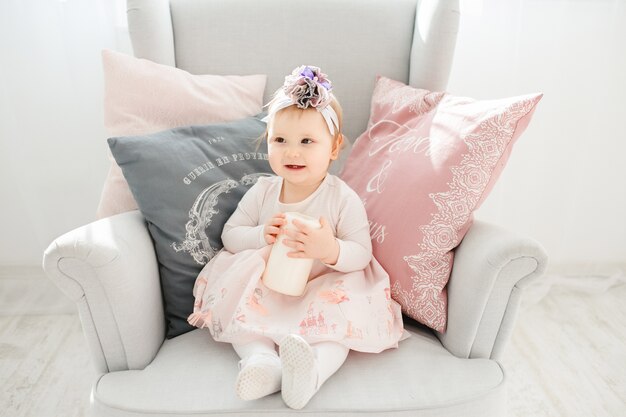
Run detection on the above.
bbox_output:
[96,49,266,218]
[341,76,542,332]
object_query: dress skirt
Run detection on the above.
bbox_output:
[188,246,405,353]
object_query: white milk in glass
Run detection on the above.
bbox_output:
[262,212,321,296]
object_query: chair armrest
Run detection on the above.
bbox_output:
[436,220,548,360]
[42,210,165,373]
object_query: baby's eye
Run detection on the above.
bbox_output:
[301,138,314,144]
[273,137,285,143]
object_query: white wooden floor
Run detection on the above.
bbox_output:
[0,268,91,417]
[1,267,625,417]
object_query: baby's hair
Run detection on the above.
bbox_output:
[256,94,346,153]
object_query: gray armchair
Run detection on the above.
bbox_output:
[43,1,548,416]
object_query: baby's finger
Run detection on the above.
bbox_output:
[284,230,307,243]
[283,239,306,252]
[281,238,297,248]
[291,219,310,234]
[288,251,314,259]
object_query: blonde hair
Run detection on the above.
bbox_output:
[256,94,345,151]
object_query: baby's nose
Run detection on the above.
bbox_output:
[285,147,301,158]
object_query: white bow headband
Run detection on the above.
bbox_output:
[261,65,340,136]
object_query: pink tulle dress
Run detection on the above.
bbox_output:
[188,175,405,353]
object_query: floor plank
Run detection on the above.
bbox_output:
[502,283,626,417]
[0,315,92,417]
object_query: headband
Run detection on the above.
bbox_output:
[262,65,339,136]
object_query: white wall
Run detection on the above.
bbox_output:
[0,0,131,265]
[448,0,626,271]
[0,0,624,272]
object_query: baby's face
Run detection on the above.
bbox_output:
[267,107,339,191]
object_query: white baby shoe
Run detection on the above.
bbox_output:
[279,334,320,409]
[235,353,282,401]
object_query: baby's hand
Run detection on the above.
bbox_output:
[263,212,287,245]
[282,217,339,265]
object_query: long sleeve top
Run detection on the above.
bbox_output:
[221,174,372,273]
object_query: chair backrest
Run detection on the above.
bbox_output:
[127,0,459,142]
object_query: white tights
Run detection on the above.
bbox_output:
[233,337,349,387]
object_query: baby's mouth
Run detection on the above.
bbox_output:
[285,164,306,170]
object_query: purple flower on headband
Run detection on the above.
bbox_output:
[301,66,315,80]
[283,65,333,109]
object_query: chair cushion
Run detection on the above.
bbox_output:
[97,49,266,219]
[107,116,273,339]
[92,323,505,417]
[168,0,417,143]
[341,76,543,333]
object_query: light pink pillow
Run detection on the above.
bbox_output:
[341,76,542,332]
[96,49,267,218]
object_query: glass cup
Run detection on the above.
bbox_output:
[262,212,321,296]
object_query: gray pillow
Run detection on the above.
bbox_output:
[108,114,273,338]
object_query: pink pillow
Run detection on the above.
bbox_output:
[341,76,542,332]
[96,49,266,219]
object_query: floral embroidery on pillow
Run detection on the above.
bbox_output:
[393,98,539,331]
[341,76,542,333]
